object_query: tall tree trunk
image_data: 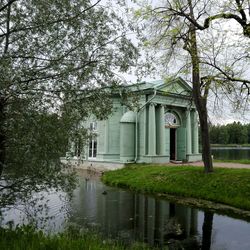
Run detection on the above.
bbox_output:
[188,0,213,173]
[198,102,213,173]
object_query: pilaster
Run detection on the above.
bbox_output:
[104,120,109,153]
[159,104,166,155]
[193,110,199,154]
[148,103,156,155]
[70,141,75,155]
[186,109,192,155]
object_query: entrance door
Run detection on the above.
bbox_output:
[170,128,176,160]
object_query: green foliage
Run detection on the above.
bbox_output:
[0,225,156,250]
[103,165,250,211]
[209,122,249,144]
[247,124,250,143]
[1,102,78,207]
[0,0,139,208]
[227,122,248,144]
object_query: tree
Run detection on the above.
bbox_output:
[133,0,250,173]
[210,122,250,144]
[247,124,250,143]
[218,125,229,144]
[0,0,139,207]
[209,125,220,144]
[226,122,248,144]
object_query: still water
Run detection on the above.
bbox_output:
[2,170,250,250]
[211,147,250,160]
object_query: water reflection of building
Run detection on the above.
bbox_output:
[133,195,198,246]
[69,175,198,248]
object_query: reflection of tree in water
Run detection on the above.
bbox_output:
[201,212,214,250]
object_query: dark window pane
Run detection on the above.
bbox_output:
[89,138,97,158]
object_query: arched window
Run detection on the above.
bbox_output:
[164,112,180,127]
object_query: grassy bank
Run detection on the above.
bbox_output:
[103,165,250,211]
[0,226,152,250]
[214,159,250,164]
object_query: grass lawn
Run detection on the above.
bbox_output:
[102,165,250,211]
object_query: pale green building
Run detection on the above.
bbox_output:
[72,78,202,168]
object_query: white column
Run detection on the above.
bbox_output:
[148,103,156,155]
[104,120,109,153]
[70,141,75,155]
[159,105,166,155]
[186,109,192,155]
[193,111,199,154]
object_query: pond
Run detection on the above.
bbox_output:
[2,169,250,250]
[211,147,250,160]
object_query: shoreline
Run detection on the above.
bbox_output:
[103,164,250,218]
[211,144,250,148]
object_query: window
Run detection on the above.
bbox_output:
[90,121,97,131]
[89,122,97,158]
[165,112,180,127]
[89,138,97,158]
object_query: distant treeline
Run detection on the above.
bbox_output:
[209,122,250,144]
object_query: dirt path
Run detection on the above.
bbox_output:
[178,161,250,169]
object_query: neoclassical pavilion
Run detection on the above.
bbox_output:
[72,78,201,167]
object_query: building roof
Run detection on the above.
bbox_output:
[122,77,192,97]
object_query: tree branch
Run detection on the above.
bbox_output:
[3,0,11,54]
[203,13,246,28]
[168,2,250,37]
[203,61,250,95]
[0,0,102,38]
[235,0,247,22]
[0,0,18,13]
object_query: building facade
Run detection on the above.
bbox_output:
[71,78,202,167]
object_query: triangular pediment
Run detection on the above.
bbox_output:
[157,77,192,96]
[120,77,192,96]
